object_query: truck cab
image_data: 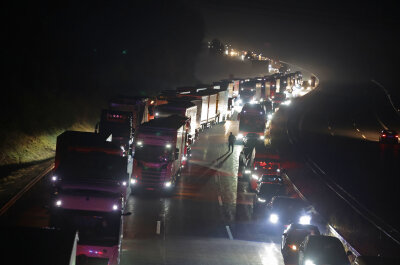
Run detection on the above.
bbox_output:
[132,115,188,192]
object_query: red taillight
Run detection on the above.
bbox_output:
[382,134,386,137]
[396,135,399,138]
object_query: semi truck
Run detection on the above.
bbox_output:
[98,109,133,152]
[132,115,189,191]
[53,131,132,205]
[1,227,79,265]
[155,100,197,138]
[50,209,126,265]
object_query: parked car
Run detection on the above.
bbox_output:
[267,196,312,226]
[298,235,350,265]
[281,223,320,263]
[379,129,399,144]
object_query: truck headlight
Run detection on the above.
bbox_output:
[305,260,316,265]
[269,213,279,223]
[299,215,311,225]
[257,198,266,203]
[164,181,172,188]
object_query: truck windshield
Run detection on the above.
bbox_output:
[54,211,121,246]
[58,152,127,181]
[134,145,172,162]
[239,114,266,132]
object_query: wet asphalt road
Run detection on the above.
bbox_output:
[271,82,400,256]
[0,117,286,265]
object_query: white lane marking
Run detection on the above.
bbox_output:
[156,221,161,235]
[225,225,233,240]
[218,195,223,206]
[0,164,53,216]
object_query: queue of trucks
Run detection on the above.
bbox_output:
[48,70,308,265]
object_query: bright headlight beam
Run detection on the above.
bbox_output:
[269,213,279,223]
[299,215,311,225]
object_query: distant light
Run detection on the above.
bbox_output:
[113,204,118,211]
[155,112,159,116]
[56,200,62,207]
[52,176,58,182]
[269,213,279,223]
[166,144,171,148]
[122,181,127,186]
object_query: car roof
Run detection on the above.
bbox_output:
[382,129,398,134]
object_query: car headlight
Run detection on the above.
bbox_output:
[122,181,127,186]
[257,198,266,203]
[269,213,279,223]
[55,200,62,207]
[51,176,58,182]
[299,215,311,225]
[164,181,172,188]
[130,178,137,185]
[259,135,265,140]
[305,260,316,265]
[238,133,243,139]
[112,204,119,211]
[251,174,258,180]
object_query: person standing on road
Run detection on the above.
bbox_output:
[228,132,236,152]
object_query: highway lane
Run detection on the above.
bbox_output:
[0,117,285,265]
[271,82,400,256]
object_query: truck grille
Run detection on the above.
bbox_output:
[141,167,166,187]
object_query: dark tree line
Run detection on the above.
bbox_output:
[1,0,205,133]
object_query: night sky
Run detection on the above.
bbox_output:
[195,0,400,88]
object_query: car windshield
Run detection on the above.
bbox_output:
[259,184,284,197]
[134,145,173,162]
[273,198,307,211]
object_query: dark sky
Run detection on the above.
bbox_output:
[192,0,400,87]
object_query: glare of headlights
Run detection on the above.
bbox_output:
[305,260,316,265]
[252,174,258,180]
[52,176,57,182]
[122,181,127,186]
[259,135,265,140]
[164,181,172,188]
[238,133,243,139]
[268,114,273,120]
[130,179,137,185]
[269,213,279,223]
[299,215,311,225]
[112,204,118,211]
[257,197,266,203]
[56,200,62,207]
